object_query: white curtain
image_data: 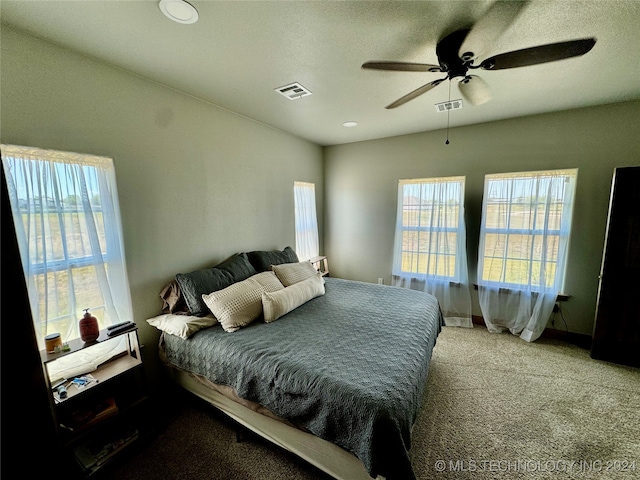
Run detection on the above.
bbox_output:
[392,177,472,327]
[1,144,133,350]
[477,169,577,342]
[294,181,319,261]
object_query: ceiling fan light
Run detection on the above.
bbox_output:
[458,75,491,106]
[159,0,199,24]
[460,51,475,62]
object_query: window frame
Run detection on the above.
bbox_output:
[293,181,319,261]
[477,168,578,292]
[2,144,133,349]
[393,176,467,283]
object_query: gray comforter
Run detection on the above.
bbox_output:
[162,277,443,480]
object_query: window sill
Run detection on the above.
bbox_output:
[473,284,570,302]
[392,274,461,287]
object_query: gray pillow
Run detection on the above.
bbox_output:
[246,246,299,272]
[175,253,257,316]
[216,252,258,281]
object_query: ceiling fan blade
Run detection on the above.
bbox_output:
[459,0,529,62]
[385,78,447,109]
[458,75,491,106]
[479,38,596,70]
[362,61,443,72]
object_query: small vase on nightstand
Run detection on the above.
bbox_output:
[79,308,100,343]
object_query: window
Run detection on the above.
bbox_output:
[478,169,577,291]
[392,176,472,327]
[393,176,466,282]
[1,144,133,350]
[294,181,319,261]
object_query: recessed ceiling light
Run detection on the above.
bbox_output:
[343,121,358,127]
[159,0,199,24]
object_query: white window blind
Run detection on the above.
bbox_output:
[1,144,133,350]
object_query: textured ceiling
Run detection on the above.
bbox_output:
[2,0,639,146]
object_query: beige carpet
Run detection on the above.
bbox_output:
[103,326,640,480]
[410,326,639,479]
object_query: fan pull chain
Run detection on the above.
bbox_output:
[445,80,451,145]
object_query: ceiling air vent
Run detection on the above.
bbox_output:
[275,82,312,100]
[435,99,463,113]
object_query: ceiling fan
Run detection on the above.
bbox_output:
[362,1,596,109]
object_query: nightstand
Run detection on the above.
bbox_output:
[41,326,153,477]
[310,255,329,277]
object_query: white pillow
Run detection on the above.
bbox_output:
[202,271,284,332]
[262,274,325,323]
[146,313,218,339]
[271,260,320,286]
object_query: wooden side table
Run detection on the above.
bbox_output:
[41,327,153,477]
[309,255,329,277]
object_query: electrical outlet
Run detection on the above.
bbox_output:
[377,278,384,285]
[553,303,560,313]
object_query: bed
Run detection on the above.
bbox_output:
[148,248,443,480]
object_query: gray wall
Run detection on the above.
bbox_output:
[324,100,640,336]
[3,22,639,381]
[1,26,324,384]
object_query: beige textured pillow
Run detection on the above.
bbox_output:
[202,271,284,332]
[271,260,319,286]
[262,274,325,323]
[146,313,217,339]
